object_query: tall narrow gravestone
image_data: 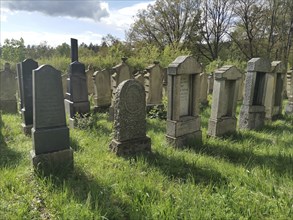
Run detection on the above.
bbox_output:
[239,57,270,130]
[21,59,38,135]
[109,80,151,156]
[0,63,17,113]
[93,69,112,112]
[31,65,73,175]
[64,38,90,128]
[208,65,242,137]
[166,56,203,147]
[264,61,286,120]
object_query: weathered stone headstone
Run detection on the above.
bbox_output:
[199,72,208,105]
[64,39,90,128]
[285,68,293,114]
[93,69,112,112]
[109,57,132,120]
[264,61,286,120]
[166,56,203,147]
[21,59,39,135]
[237,73,245,101]
[109,79,151,155]
[207,73,214,94]
[208,65,242,137]
[144,61,164,106]
[31,65,73,175]
[286,69,292,98]
[162,68,168,97]
[134,71,145,86]
[16,63,24,113]
[239,57,270,130]
[0,63,17,113]
[86,65,95,95]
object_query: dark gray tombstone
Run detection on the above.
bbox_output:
[21,59,38,135]
[71,38,78,62]
[31,65,73,175]
[239,57,271,130]
[64,61,90,128]
[0,63,17,113]
[109,79,151,156]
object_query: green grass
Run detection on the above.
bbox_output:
[0,104,293,219]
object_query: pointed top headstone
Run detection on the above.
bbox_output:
[71,38,78,62]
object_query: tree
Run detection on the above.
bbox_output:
[1,38,25,62]
[55,43,70,57]
[127,0,201,50]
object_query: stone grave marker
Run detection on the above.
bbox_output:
[239,57,270,130]
[285,68,293,114]
[20,59,39,135]
[134,71,145,86]
[31,65,73,175]
[286,69,292,98]
[93,69,112,112]
[0,63,17,113]
[207,73,214,94]
[166,55,203,147]
[86,64,95,95]
[16,63,24,113]
[144,61,164,106]
[162,67,168,97]
[109,79,151,155]
[208,65,242,137]
[199,72,208,105]
[237,73,245,101]
[264,61,286,120]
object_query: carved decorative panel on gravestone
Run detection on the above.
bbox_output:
[0,63,17,113]
[285,69,293,114]
[109,57,132,120]
[86,65,95,95]
[166,56,203,147]
[109,79,151,155]
[93,69,111,112]
[31,65,73,175]
[20,59,39,135]
[207,65,242,137]
[239,57,271,130]
[264,61,285,121]
[144,61,164,106]
[199,72,208,105]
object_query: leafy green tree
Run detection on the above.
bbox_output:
[1,38,25,62]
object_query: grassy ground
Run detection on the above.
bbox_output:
[0,103,292,219]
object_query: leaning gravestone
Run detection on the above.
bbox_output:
[109,79,151,155]
[144,61,164,106]
[31,65,73,175]
[264,61,286,120]
[86,65,95,95]
[93,69,112,112]
[64,38,90,128]
[0,63,17,113]
[20,59,39,135]
[208,65,242,137]
[166,56,203,147]
[239,57,270,130]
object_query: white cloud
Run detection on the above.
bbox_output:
[1,31,103,47]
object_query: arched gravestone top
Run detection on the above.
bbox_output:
[113,79,146,142]
[33,65,66,129]
[168,55,203,75]
[271,61,286,73]
[214,65,242,80]
[247,57,271,72]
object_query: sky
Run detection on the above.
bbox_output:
[0,0,154,47]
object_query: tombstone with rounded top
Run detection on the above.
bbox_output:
[166,55,203,147]
[208,65,242,137]
[110,79,151,155]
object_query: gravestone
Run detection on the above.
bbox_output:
[109,57,132,120]
[86,65,95,95]
[20,59,39,135]
[166,56,203,147]
[16,63,23,113]
[237,73,245,101]
[93,69,112,112]
[239,57,270,130]
[134,71,145,86]
[285,68,293,114]
[207,73,214,94]
[264,61,286,120]
[61,73,67,97]
[64,39,90,128]
[286,69,292,99]
[31,65,73,175]
[0,63,17,113]
[199,72,208,105]
[144,61,164,106]
[162,68,168,97]
[109,79,151,155]
[208,65,242,137]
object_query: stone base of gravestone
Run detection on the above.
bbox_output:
[109,136,151,156]
[64,99,90,117]
[207,117,237,137]
[30,148,73,176]
[285,102,293,114]
[93,105,110,113]
[166,116,202,147]
[22,123,33,136]
[265,106,282,121]
[32,127,69,154]
[239,105,265,129]
[0,100,17,114]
